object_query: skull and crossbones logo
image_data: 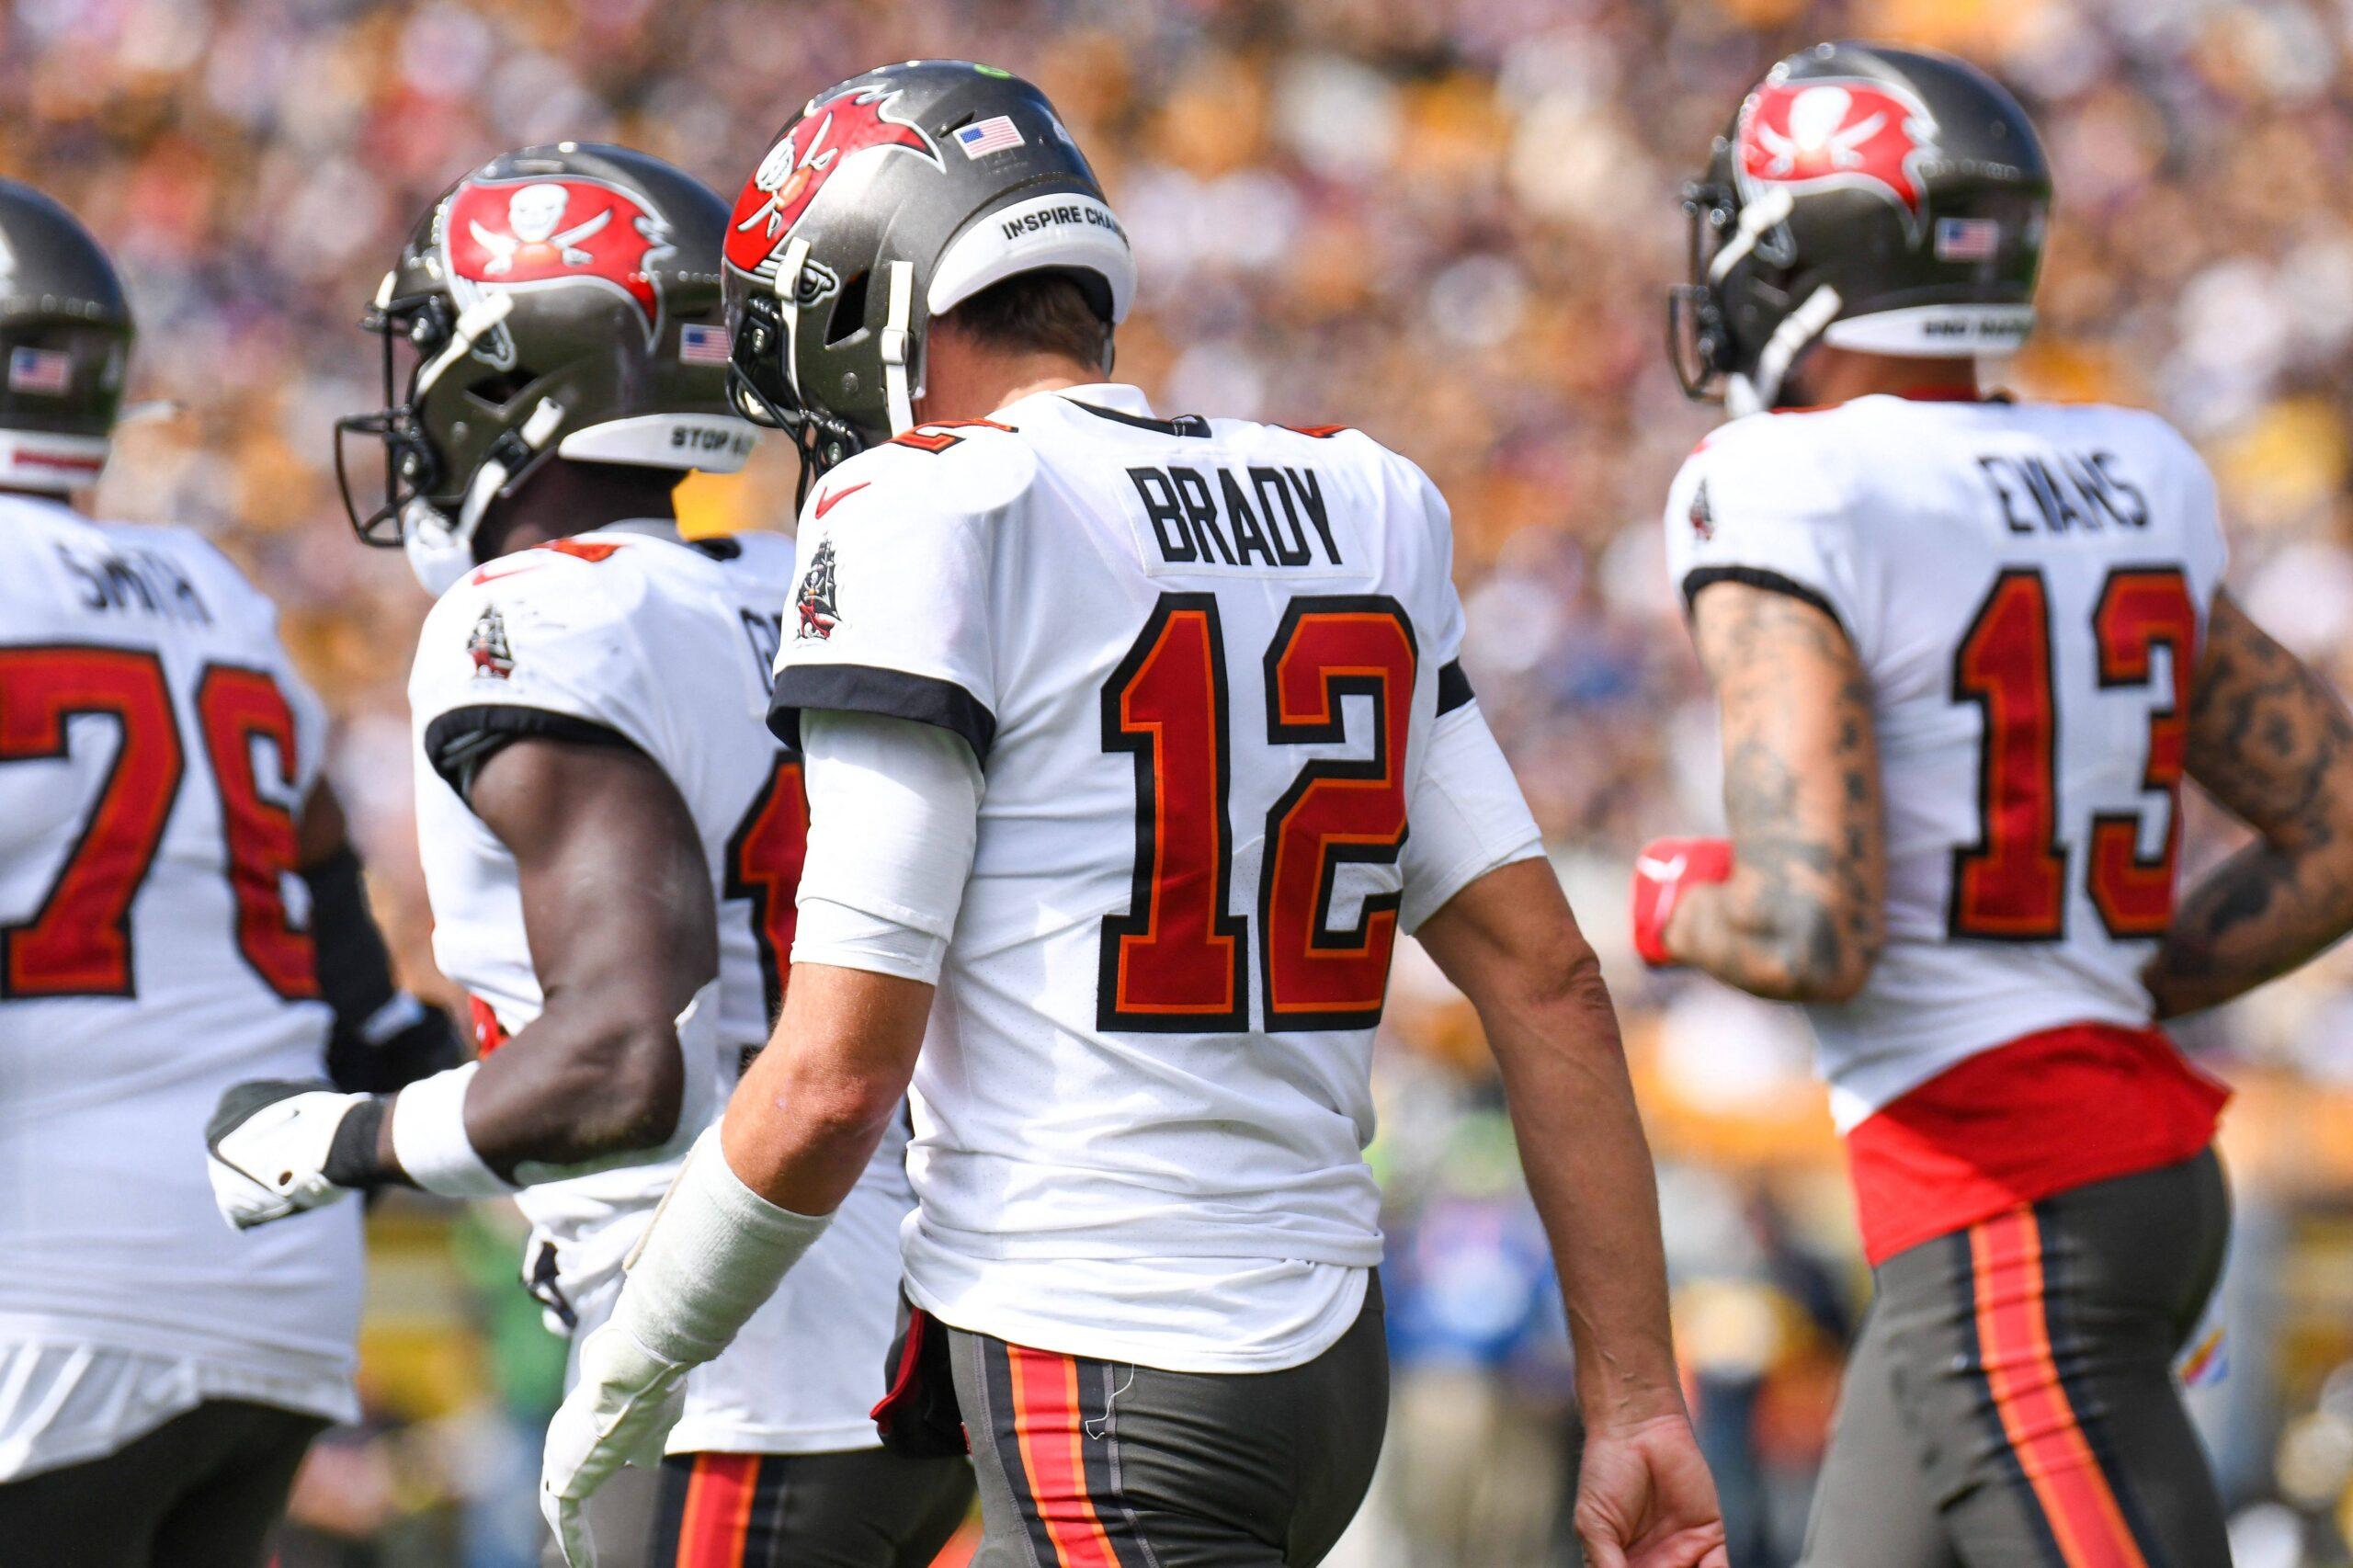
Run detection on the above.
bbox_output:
[470,182,614,275]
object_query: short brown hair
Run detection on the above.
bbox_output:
[940,271,1112,369]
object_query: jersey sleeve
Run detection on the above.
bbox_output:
[767,441,1025,762]
[1389,452,1478,715]
[1663,419,1867,643]
[791,710,984,986]
[1398,699,1545,932]
[406,551,670,798]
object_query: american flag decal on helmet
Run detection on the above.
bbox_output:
[678,324,731,365]
[1934,217,2002,262]
[954,116,1025,158]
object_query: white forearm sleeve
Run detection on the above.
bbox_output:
[610,1129,833,1368]
[390,1061,514,1197]
[391,987,717,1198]
[791,710,983,986]
[1399,701,1547,932]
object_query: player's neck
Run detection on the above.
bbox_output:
[917,331,1101,425]
[1781,348,1984,410]
[473,459,679,561]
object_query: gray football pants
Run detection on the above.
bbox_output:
[1801,1151,2231,1568]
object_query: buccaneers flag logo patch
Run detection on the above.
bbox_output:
[726,87,941,282]
[1737,78,1939,229]
[443,176,672,351]
[795,538,843,641]
[467,605,515,679]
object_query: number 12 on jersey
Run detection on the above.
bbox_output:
[1097,593,1416,1034]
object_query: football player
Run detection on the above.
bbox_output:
[0,180,460,1563]
[1635,43,2353,1564]
[206,146,972,1567]
[542,64,1726,1568]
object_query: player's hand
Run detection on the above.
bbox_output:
[1630,836,1733,968]
[540,1321,690,1567]
[1574,1412,1731,1568]
[205,1080,369,1231]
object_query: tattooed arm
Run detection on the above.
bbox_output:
[2143,591,2353,1018]
[1664,581,1886,1002]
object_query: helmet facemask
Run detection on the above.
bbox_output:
[334,285,561,595]
[1667,178,1740,403]
[333,289,455,550]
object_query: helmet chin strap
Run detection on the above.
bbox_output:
[1730,284,1843,416]
[771,237,811,401]
[880,260,916,436]
[415,293,515,396]
[1710,187,1794,284]
[402,396,567,596]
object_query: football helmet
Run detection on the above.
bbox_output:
[1670,42,2052,415]
[335,143,759,595]
[722,62,1134,494]
[0,181,132,493]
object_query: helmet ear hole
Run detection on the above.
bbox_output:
[827,271,870,346]
[467,367,539,409]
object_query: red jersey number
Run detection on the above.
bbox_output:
[0,646,320,999]
[726,754,811,1028]
[1949,565,2196,941]
[197,665,321,1000]
[1098,594,1416,1033]
[0,647,185,996]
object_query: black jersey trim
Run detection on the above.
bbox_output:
[1680,565,1852,642]
[423,705,642,799]
[768,665,997,761]
[1063,399,1211,438]
[1436,660,1474,715]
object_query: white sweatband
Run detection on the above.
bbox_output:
[610,1128,833,1368]
[793,896,950,986]
[793,710,981,968]
[390,1060,516,1198]
[1399,701,1546,932]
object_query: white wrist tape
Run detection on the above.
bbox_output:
[610,1127,833,1369]
[390,1061,515,1198]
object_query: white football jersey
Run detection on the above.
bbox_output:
[0,495,360,1476]
[1664,395,2228,1129]
[772,384,1541,1372]
[408,521,915,1452]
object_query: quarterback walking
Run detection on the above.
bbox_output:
[542,62,1726,1568]
[1638,42,2353,1564]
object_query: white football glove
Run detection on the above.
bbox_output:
[540,1322,690,1568]
[205,1080,369,1231]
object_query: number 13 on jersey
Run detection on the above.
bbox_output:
[1949,564,2197,940]
[1098,593,1417,1034]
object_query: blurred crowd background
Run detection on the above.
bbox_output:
[11,0,2353,1561]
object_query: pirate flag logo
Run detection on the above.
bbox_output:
[795,538,843,641]
[441,175,674,363]
[1736,78,1941,236]
[467,604,516,678]
[725,87,941,284]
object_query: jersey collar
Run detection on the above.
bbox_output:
[589,517,683,542]
[1049,382,1155,419]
